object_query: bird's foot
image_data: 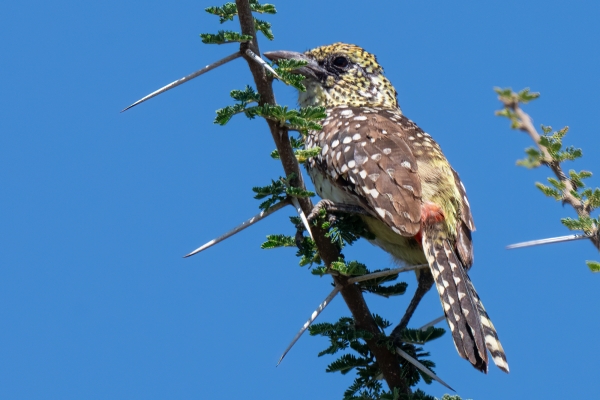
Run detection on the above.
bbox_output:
[307,199,369,225]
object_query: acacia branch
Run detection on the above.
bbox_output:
[500,96,600,250]
[234,0,409,393]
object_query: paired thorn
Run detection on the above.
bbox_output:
[506,233,592,249]
[395,347,454,392]
[277,265,427,365]
[121,51,242,112]
[277,285,341,365]
[184,200,290,258]
[244,49,281,79]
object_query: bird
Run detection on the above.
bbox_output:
[264,43,509,373]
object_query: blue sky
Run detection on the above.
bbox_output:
[2,1,599,399]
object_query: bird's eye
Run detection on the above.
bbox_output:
[332,56,349,69]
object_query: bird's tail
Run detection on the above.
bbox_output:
[421,225,509,373]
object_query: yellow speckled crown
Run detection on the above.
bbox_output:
[300,43,399,110]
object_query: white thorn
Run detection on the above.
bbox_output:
[347,264,428,284]
[396,347,454,392]
[506,234,591,249]
[291,197,313,240]
[184,200,290,258]
[122,52,242,112]
[419,315,445,331]
[277,285,341,366]
[245,49,281,79]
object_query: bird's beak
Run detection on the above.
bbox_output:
[264,50,328,81]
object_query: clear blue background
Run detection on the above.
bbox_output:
[2,1,599,399]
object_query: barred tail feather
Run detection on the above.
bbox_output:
[464,275,510,373]
[422,228,489,373]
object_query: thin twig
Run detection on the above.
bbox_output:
[184,200,290,258]
[122,51,242,112]
[507,233,592,249]
[395,347,454,392]
[501,98,600,250]
[277,285,341,366]
[347,264,428,284]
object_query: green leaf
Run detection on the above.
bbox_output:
[586,260,600,273]
[275,58,308,71]
[326,354,369,374]
[330,260,368,276]
[252,178,287,210]
[547,177,565,191]
[494,107,520,129]
[561,217,583,230]
[298,105,327,120]
[261,234,295,249]
[399,327,445,345]
[270,136,306,159]
[293,147,321,162]
[205,1,276,24]
[214,85,260,125]
[541,124,553,135]
[248,0,277,14]
[372,314,392,330]
[587,188,600,209]
[277,69,306,91]
[493,87,514,100]
[439,395,464,400]
[252,179,285,199]
[516,147,543,168]
[559,146,583,161]
[285,186,315,198]
[310,266,328,276]
[254,18,274,40]
[363,282,408,297]
[205,3,238,23]
[230,85,260,103]
[535,182,562,200]
[517,87,540,103]
[214,104,246,125]
[561,216,596,232]
[200,30,253,44]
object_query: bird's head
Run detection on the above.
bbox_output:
[264,42,399,110]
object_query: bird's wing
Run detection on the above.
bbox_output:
[315,107,423,236]
[451,168,475,269]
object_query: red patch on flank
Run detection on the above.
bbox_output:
[413,202,445,244]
